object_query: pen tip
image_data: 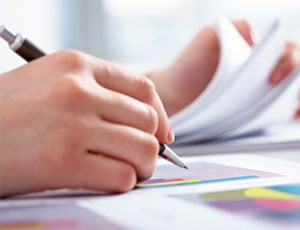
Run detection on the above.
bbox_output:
[183,165,189,170]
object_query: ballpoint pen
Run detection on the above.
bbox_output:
[0,25,188,169]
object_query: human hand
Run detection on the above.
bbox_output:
[0,50,174,197]
[149,20,300,118]
[269,41,300,119]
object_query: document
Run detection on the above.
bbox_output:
[173,122,300,155]
[170,19,300,145]
[78,154,300,230]
[2,153,299,230]
[1,19,300,230]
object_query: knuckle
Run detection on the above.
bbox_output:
[146,135,160,157]
[113,165,136,192]
[136,75,156,103]
[48,75,88,108]
[144,105,159,134]
[137,135,158,180]
[44,53,93,107]
[64,77,84,97]
[55,49,89,73]
[53,77,85,105]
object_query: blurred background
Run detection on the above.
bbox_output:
[1,0,300,73]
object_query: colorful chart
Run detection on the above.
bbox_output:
[137,175,258,188]
[200,184,300,213]
[176,183,300,224]
[136,161,280,188]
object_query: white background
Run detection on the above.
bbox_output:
[1,0,300,72]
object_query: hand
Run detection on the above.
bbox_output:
[0,50,174,197]
[149,20,300,118]
[269,41,300,119]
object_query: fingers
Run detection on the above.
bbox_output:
[73,153,137,192]
[87,57,174,144]
[232,20,256,46]
[269,41,300,85]
[90,87,159,135]
[232,22,300,119]
[231,21,300,85]
[85,120,159,181]
[231,22,300,85]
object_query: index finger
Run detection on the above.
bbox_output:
[87,56,174,144]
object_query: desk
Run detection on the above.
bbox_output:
[256,149,300,162]
[1,150,300,230]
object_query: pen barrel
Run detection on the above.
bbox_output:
[15,38,46,61]
[159,144,166,155]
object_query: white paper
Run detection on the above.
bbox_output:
[170,19,252,127]
[78,154,300,230]
[2,154,300,230]
[170,19,299,145]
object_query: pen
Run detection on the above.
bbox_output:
[0,25,188,170]
[0,25,45,61]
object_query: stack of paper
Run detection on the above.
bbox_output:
[173,122,300,155]
[170,19,300,146]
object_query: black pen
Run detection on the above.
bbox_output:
[0,25,188,169]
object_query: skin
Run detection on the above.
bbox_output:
[0,50,173,197]
[0,20,299,197]
[149,20,300,118]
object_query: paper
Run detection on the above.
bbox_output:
[0,202,122,230]
[2,154,300,230]
[170,19,300,144]
[1,18,300,230]
[170,19,252,127]
[174,183,300,226]
[77,154,300,230]
[172,122,300,155]
[136,161,279,189]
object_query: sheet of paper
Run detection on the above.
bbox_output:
[171,182,300,229]
[223,69,300,138]
[172,70,300,145]
[77,154,300,230]
[0,202,123,230]
[172,122,300,155]
[170,18,252,127]
[132,154,300,194]
[79,182,300,230]
[172,19,290,144]
[1,154,300,230]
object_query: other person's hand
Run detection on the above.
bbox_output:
[149,20,300,118]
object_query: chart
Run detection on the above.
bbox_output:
[137,161,281,188]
